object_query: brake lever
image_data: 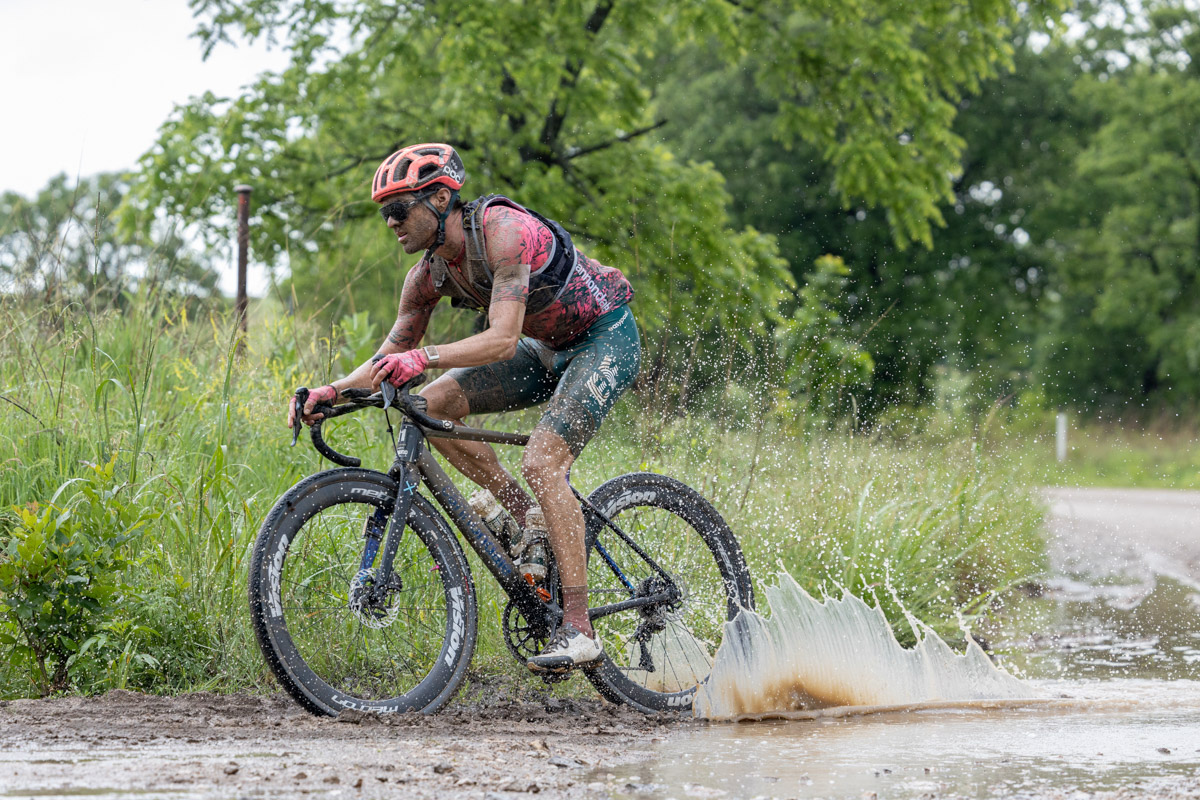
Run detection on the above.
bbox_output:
[371,355,398,410]
[291,387,310,447]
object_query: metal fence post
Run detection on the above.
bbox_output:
[235,184,252,347]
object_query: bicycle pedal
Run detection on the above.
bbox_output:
[538,671,572,685]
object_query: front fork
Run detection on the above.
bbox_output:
[359,420,424,605]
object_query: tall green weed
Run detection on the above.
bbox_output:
[0,458,155,693]
[0,295,1049,697]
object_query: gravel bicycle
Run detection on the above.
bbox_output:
[248,377,754,716]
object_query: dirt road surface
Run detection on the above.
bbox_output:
[0,687,680,799]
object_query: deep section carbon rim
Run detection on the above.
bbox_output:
[251,471,474,714]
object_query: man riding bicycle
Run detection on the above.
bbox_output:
[287,143,640,672]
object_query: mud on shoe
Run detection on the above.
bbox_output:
[527,624,603,673]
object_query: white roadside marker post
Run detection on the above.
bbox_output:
[1056,412,1068,463]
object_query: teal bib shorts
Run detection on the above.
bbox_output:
[445,305,641,456]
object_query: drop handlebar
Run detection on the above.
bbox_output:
[294,375,454,468]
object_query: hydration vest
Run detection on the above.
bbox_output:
[425,194,580,315]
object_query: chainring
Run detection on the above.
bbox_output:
[502,599,548,662]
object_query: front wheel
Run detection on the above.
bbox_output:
[248,469,477,716]
[581,472,754,713]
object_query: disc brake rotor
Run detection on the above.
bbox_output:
[348,569,402,629]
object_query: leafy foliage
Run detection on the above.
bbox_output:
[655,39,1074,413]
[0,458,154,695]
[774,255,874,417]
[1036,16,1200,404]
[122,0,1054,384]
[0,296,1051,696]
[655,1,1200,415]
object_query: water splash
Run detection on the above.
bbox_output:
[693,572,1037,720]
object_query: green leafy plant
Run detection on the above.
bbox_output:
[0,458,153,695]
[336,310,381,373]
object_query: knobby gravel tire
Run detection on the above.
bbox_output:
[249,469,476,716]
[581,472,754,713]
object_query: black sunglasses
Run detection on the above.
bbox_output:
[379,194,425,224]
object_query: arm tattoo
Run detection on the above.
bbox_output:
[387,258,439,349]
[386,315,428,348]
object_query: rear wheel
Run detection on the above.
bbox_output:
[581,472,754,713]
[249,469,476,716]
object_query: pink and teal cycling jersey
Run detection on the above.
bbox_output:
[407,197,634,349]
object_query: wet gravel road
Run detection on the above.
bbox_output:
[0,688,680,799]
[1044,487,1200,579]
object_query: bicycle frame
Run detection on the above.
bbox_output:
[335,404,547,641]
[305,386,682,644]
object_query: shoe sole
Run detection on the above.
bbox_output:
[526,654,603,674]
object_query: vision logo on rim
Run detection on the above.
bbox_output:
[444,586,465,668]
[267,532,293,618]
[605,490,657,515]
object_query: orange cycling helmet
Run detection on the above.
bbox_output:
[371,143,466,203]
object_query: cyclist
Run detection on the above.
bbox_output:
[287,143,640,672]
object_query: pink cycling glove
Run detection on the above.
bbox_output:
[371,349,429,388]
[287,384,337,428]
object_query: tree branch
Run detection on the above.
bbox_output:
[500,65,526,135]
[363,4,404,53]
[536,0,616,153]
[559,161,600,206]
[566,119,668,160]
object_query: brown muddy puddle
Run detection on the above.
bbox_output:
[603,680,1200,799]
[599,570,1200,799]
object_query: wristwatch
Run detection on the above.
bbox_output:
[423,344,441,367]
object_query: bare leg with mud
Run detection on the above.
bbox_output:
[422,378,593,640]
[523,430,592,639]
[421,378,536,523]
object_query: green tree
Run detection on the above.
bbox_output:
[1032,0,1200,406]
[123,0,1058,384]
[656,33,1091,413]
[1,173,218,309]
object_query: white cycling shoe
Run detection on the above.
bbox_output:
[527,623,603,673]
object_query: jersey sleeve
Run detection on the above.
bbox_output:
[481,204,555,273]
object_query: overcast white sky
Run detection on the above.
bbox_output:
[0,0,285,197]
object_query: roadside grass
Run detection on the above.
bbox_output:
[0,296,1048,699]
[1033,414,1200,490]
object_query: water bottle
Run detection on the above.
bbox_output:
[468,489,520,554]
[519,507,549,585]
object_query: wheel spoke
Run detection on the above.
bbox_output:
[582,479,750,709]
